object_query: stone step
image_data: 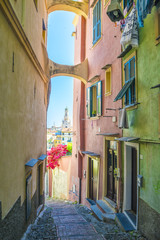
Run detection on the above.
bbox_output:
[102,213,116,223]
[124,210,136,227]
[90,205,103,221]
[116,213,136,232]
[96,200,114,214]
[86,198,96,205]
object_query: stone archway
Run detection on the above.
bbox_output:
[47,0,88,19]
[49,59,88,84]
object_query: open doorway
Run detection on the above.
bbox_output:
[124,143,139,228]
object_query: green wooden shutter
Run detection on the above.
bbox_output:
[86,87,91,118]
[96,81,102,116]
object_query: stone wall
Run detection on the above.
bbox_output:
[138,198,160,240]
[0,192,40,240]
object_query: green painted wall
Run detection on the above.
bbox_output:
[123,6,160,213]
[140,143,160,213]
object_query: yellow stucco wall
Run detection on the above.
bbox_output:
[9,0,48,71]
[0,0,48,219]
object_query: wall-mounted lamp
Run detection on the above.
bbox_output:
[106,0,124,22]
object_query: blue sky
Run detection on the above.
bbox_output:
[47,11,75,128]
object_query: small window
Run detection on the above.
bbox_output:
[105,68,111,96]
[124,57,136,106]
[155,7,160,45]
[93,0,101,45]
[86,81,102,118]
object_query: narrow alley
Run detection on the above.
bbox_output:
[22,199,146,240]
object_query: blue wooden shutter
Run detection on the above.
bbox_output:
[93,0,101,45]
[97,0,101,40]
[96,81,102,116]
[86,87,91,117]
[93,5,97,44]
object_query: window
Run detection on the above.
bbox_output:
[124,57,136,106]
[114,53,136,107]
[123,0,133,11]
[93,0,101,45]
[155,7,160,45]
[86,81,102,118]
[105,68,111,96]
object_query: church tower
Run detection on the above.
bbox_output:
[62,107,71,128]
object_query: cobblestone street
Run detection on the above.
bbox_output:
[22,199,146,240]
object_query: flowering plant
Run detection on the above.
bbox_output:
[47,144,68,170]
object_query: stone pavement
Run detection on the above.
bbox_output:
[22,199,147,240]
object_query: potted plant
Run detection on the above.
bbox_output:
[92,110,97,117]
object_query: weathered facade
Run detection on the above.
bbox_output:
[115,3,160,239]
[0,1,49,239]
[70,0,123,211]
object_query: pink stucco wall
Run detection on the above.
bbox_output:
[71,0,122,206]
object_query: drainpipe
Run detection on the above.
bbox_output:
[79,178,81,204]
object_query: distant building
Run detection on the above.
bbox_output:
[61,128,73,145]
[62,107,71,128]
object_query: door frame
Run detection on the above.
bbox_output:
[86,155,100,201]
[123,142,139,229]
[37,162,43,206]
[102,137,120,208]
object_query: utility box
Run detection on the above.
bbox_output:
[137,175,143,187]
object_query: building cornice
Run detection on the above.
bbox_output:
[0,0,49,83]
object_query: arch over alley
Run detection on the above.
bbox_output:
[49,59,88,84]
[47,0,88,18]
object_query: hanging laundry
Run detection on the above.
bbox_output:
[137,0,154,27]
[120,7,138,49]
[118,108,129,129]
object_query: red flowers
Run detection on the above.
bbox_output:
[47,144,68,170]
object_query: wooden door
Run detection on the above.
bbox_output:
[89,158,98,202]
[26,175,32,220]
[92,160,98,201]
[107,149,113,199]
[131,147,137,213]
[113,151,117,202]
[107,142,117,202]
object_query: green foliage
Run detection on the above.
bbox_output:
[92,110,96,116]
[67,143,72,154]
